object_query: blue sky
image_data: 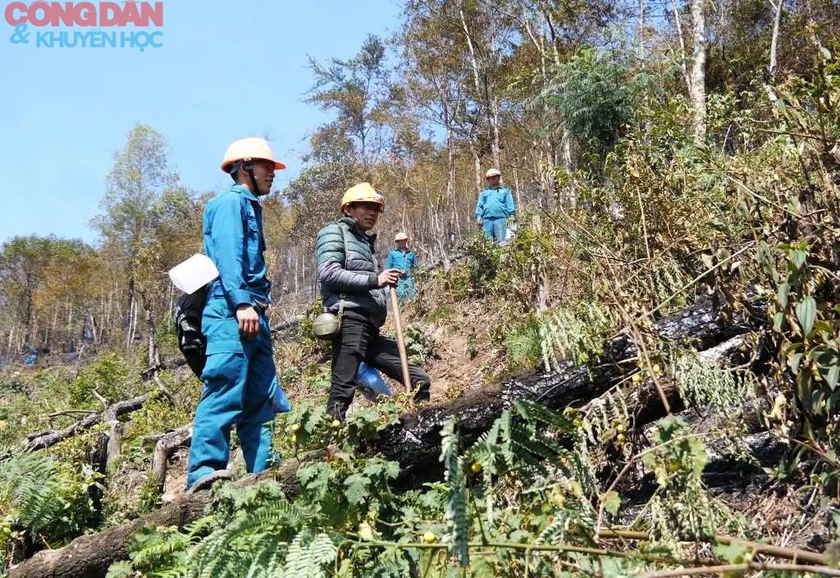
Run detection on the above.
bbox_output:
[0,0,402,246]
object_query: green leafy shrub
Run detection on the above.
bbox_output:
[401,323,438,366]
[537,46,651,172]
[68,352,142,408]
[1,453,103,568]
[441,234,502,300]
[505,314,543,367]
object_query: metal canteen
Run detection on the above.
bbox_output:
[312,312,341,339]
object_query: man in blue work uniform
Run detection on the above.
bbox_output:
[186,137,292,493]
[385,232,418,302]
[475,167,516,245]
[21,344,38,366]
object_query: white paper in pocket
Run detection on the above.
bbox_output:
[168,254,219,294]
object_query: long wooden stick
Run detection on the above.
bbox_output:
[389,288,412,391]
[638,562,840,578]
[597,530,828,566]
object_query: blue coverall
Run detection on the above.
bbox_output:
[475,186,516,244]
[22,344,38,366]
[186,184,291,490]
[385,249,418,301]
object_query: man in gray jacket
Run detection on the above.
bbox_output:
[315,183,432,422]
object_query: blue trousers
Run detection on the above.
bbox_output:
[482,217,507,244]
[186,297,291,489]
[396,277,416,302]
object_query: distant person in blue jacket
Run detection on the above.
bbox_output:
[475,167,516,245]
[22,344,38,366]
[385,232,418,302]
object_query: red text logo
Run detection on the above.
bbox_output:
[5,2,163,27]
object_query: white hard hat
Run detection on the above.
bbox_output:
[221,137,286,173]
[485,168,502,178]
[395,232,408,241]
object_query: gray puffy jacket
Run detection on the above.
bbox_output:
[315,217,387,327]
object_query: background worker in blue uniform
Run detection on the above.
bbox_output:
[21,344,38,366]
[385,232,418,302]
[186,137,292,493]
[475,167,516,245]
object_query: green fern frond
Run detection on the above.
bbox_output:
[514,399,576,432]
[282,529,333,578]
[508,423,566,465]
[263,545,286,578]
[440,417,470,567]
[582,386,631,445]
[184,515,217,539]
[280,530,307,577]
[0,451,100,550]
[536,515,569,545]
[0,453,58,525]
[506,318,543,364]
[538,302,613,367]
[465,415,506,527]
[671,348,754,415]
[309,532,338,566]
[185,528,236,578]
[130,531,190,570]
[242,533,284,578]
[498,410,516,466]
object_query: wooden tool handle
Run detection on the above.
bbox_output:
[389,288,412,391]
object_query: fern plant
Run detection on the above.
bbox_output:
[104,398,755,578]
[505,314,543,368]
[670,348,755,417]
[537,301,613,370]
[581,386,631,446]
[643,416,750,542]
[440,417,470,567]
[1,452,103,569]
[105,523,203,578]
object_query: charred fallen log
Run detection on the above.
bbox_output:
[381,298,756,486]
[8,298,759,578]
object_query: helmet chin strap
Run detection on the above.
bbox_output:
[243,161,262,195]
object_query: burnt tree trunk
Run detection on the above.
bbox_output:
[380,299,753,486]
[8,299,756,578]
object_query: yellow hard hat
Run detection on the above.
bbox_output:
[485,168,502,178]
[395,232,408,241]
[221,137,286,173]
[340,182,385,212]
